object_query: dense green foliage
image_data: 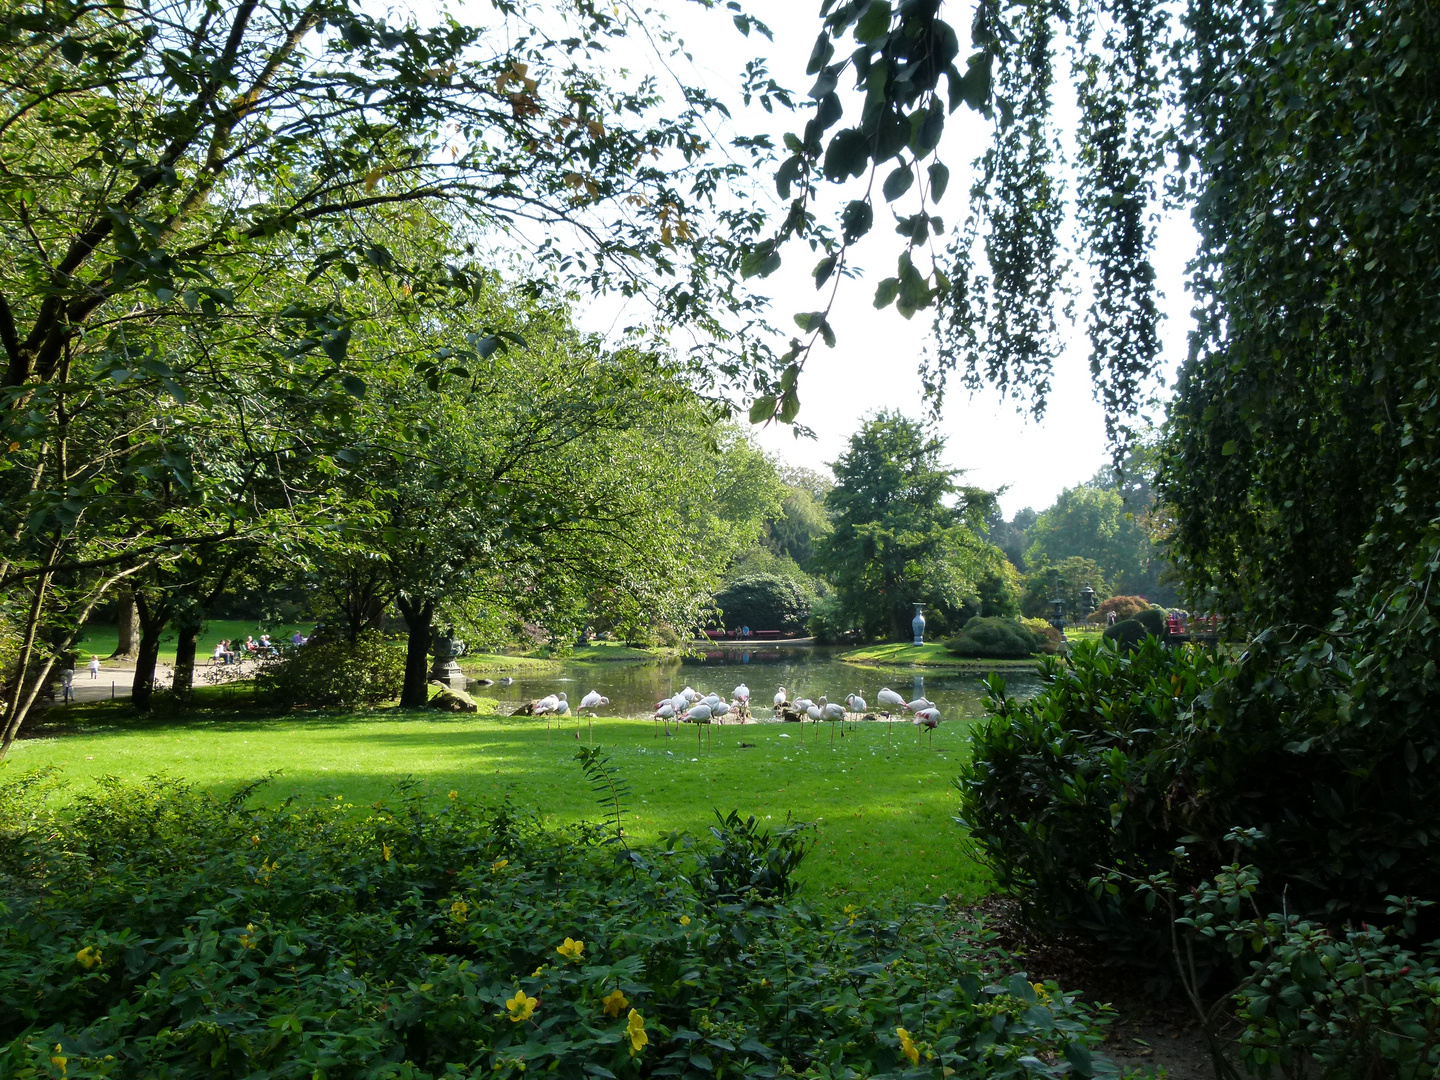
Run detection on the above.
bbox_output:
[253,631,404,709]
[958,637,1440,951]
[1019,558,1108,621]
[815,413,1000,641]
[945,618,1042,660]
[0,773,1120,1079]
[1099,608,1165,650]
[712,575,811,636]
[1023,485,1160,600]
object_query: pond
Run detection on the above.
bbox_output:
[466,644,1043,723]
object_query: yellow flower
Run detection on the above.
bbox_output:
[602,988,629,1016]
[51,1044,67,1075]
[506,990,538,1022]
[75,946,101,969]
[679,915,691,926]
[382,842,392,862]
[556,937,584,962]
[451,899,469,922]
[896,1027,919,1066]
[532,966,547,977]
[626,1009,648,1056]
[449,790,459,799]
[239,924,257,949]
[492,858,509,872]
[843,904,858,926]
[251,834,260,846]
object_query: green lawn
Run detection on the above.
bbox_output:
[78,618,310,666]
[8,701,988,909]
[838,641,1040,671]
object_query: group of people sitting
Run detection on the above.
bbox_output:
[212,630,311,665]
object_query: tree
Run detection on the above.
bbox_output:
[1023,483,1155,597]
[815,411,998,640]
[1020,557,1110,621]
[764,469,832,572]
[0,0,774,750]
[714,575,812,635]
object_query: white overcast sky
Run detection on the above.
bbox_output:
[438,0,1197,516]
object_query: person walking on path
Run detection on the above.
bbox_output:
[60,666,75,703]
[88,655,101,678]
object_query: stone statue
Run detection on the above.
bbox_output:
[429,626,467,689]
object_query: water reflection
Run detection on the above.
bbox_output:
[466,644,1041,724]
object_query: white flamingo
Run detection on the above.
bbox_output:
[653,699,676,737]
[579,690,609,744]
[712,699,732,724]
[876,687,905,745]
[773,686,788,709]
[903,696,933,714]
[733,683,750,705]
[683,701,714,749]
[845,693,867,732]
[535,691,568,744]
[912,706,942,748]
[818,697,846,744]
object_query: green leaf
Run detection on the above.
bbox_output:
[823,129,871,182]
[928,161,949,201]
[874,277,899,308]
[806,31,835,75]
[779,387,801,423]
[1064,1042,1094,1078]
[322,326,352,362]
[813,256,838,289]
[776,156,802,199]
[841,199,873,242]
[59,37,83,64]
[748,395,776,424]
[1221,440,1238,456]
[883,165,914,202]
[340,374,367,399]
[732,14,750,35]
[854,1,892,45]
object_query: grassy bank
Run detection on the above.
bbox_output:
[9,701,986,908]
[838,641,1041,671]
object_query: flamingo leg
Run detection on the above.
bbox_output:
[588,715,593,746]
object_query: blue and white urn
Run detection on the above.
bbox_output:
[911,604,926,646]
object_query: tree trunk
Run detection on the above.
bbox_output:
[170,614,202,697]
[397,596,435,708]
[111,588,139,659]
[132,593,169,711]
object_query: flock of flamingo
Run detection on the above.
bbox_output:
[527,684,944,749]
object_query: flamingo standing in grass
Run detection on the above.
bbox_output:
[912,706,942,748]
[683,701,714,750]
[712,698,732,726]
[732,684,750,721]
[903,696,933,714]
[773,686,788,712]
[535,691,568,744]
[876,687,905,745]
[579,690,609,745]
[845,693,867,733]
[653,699,676,737]
[819,697,846,744]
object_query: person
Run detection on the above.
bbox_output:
[214,641,229,665]
[1107,610,1117,627]
[245,635,258,654]
[291,630,306,646]
[88,655,100,678]
[60,666,75,703]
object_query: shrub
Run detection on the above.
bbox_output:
[945,617,1044,659]
[0,772,1122,1079]
[957,633,1440,956]
[254,629,404,708]
[713,573,811,634]
[1086,595,1151,624]
[1020,617,1064,654]
[1101,607,1164,649]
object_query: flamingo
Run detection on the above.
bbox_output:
[579,690,609,745]
[845,693,867,733]
[732,684,750,721]
[773,686,788,710]
[535,691,568,744]
[818,697,846,744]
[702,692,722,709]
[683,702,714,750]
[876,687,905,717]
[653,699,676,737]
[712,699,732,725]
[912,706,942,748]
[681,686,700,704]
[903,696,933,714]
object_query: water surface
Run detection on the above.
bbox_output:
[467,644,1042,723]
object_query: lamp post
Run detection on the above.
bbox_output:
[1079,584,1098,620]
[1048,570,1066,632]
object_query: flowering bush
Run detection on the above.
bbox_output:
[0,771,1124,1079]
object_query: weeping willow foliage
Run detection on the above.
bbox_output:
[933,0,1439,638]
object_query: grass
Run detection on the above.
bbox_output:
[838,641,1040,671]
[9,699,989,909]
[77,618,310,666]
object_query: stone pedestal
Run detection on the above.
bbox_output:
[429,629,467,690]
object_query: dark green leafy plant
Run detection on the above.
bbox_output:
[945,617,1043,659]
[0,773,1124,1079]
[1100,607,1164,650]
[713,574,812,635]
[253,630,404,708]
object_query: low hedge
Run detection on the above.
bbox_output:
[1,768,1120,1079]
[253,629,404,708]
[945,617,1044,659]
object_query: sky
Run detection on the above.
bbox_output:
[447,0,1199,517]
